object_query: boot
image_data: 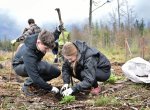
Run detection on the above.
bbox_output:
[21,84,48,96]
[90,86,101,95]
[21,84,35,96]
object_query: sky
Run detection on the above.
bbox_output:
[0,0,89,27]
[0,0,149,26]
[0,0,150,39]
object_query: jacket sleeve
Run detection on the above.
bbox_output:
[62,61,71,84]
[72,57,97,92]
[16,28,33,42]
[53,28,61,41]
[17,25,41,42]
[23,49,52,91]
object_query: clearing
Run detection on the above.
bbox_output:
[0,56,150,110]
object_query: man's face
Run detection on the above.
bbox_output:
[36,39,50,53]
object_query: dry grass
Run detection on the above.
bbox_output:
[1,51,150,109]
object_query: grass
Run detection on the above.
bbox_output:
[99,47,126,62]
[99,45,150,63]
[1,97,27,110]
[105,70,125,84]
[1,97,14,110]
[1,46,150,109]
[0,51,12,61]
[94,95,121,107]
[106,73,119,84]
[59,95,76,104]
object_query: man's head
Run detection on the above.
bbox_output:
[28,18,35,25]
[62,42,78,63]
[36,29,55,53]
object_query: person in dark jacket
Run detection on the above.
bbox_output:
[12,29,61,96]
[11,18,41,45]
[52,27,61,63]
[60,40,111,96]
[52,25,70,63]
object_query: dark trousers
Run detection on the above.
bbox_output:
[92,66,111,87]
[14,61,60,85]
[75,66,111,88]
[95,66,111,81]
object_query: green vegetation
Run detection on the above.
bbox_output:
[0,56,5,61]
[94,96,121,107]
[1,97,27,110]
[0,5,150,109]
[99,47,126,62]
[59,95,76,104]
[106,72,124,84]
[106,73,119,84]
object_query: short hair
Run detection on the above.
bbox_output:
[38,29,55,49]
[28,18,35,25]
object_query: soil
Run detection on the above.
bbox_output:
[0,60,150,110]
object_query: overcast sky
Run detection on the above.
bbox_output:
[0,0,149,27]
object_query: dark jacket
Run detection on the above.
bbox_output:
[52,29,61,54]
[12,33,52,91]
[17,24,41,42]
[62,40,111,92]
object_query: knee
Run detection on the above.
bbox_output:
[44,62,61,78]
[48,65,61,78]
[96,70,111,82]
[14,66,28,77]
[38,64,46,73]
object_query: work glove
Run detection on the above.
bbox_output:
[11,39,17,45]
[62,88,73,96]
[51,86,59,94]
[60,84,69,94]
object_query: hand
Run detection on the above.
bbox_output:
[60,84,69,94]
[11,39,17,45]
[51,86,59,94]
[62,88,73,96]
[58,24,64,31]
[23,28,28,34]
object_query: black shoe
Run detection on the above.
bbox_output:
[21,84,48,96]
[21,84,35,96]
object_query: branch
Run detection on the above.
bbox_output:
[92,0,110,13]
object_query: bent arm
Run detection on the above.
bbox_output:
[72,57,97,92]
[23,49,53,91]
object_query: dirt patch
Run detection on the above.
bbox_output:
[0,62,150,110]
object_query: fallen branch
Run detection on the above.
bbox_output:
[45,104,62,108]
[62,104,85,110]
[101,84,124,94]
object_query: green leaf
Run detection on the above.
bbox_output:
[59,95,76,104]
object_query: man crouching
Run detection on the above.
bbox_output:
[12,29,61,96]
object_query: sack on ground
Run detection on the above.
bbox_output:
[122,57,150,83]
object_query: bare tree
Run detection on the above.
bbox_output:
[117,0,121,29]
[121,0,136,38]
[89,0,92,30]
[88,0,111,46]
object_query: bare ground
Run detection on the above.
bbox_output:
[0,60,150,110]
